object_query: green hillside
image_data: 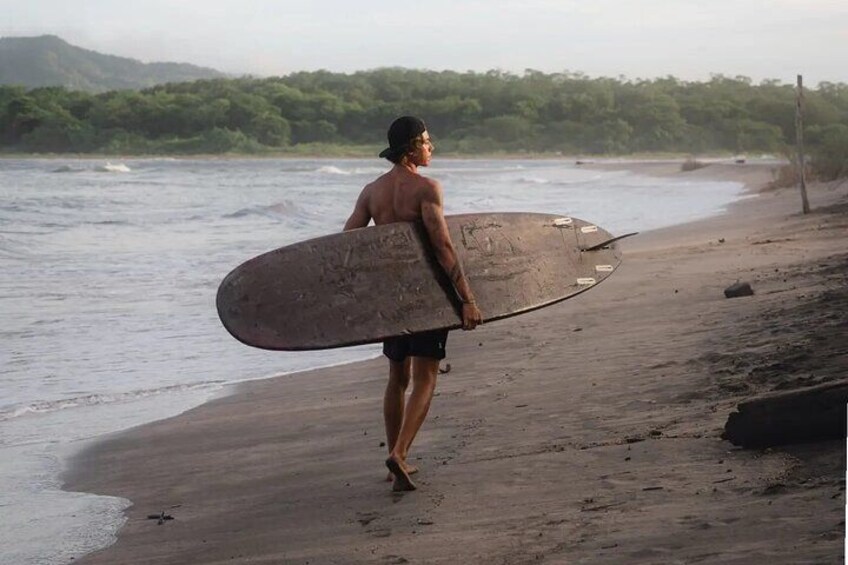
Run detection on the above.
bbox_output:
[0,35,226,92]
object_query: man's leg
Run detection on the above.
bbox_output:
[386,356,439,491]
[383,357,422,482]
[384,357,411,459]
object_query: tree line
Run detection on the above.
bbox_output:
[1,69,846,177]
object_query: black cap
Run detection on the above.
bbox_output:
[379,116,426,160]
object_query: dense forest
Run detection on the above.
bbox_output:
[1,69,846,177]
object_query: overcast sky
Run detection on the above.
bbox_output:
[2,0,846,85]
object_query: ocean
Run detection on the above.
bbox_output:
[0,157,747,564]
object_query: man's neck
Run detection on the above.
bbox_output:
[395,160,418,175]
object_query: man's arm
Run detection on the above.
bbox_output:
[420,180,482,330]
[343,187,372,231]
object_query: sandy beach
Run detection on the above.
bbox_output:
[64,161,847,564]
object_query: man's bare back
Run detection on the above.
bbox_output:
[346,166,437,226]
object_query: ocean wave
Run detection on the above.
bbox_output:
[518,176,551,185]
[37,222,72,229]
[51,165,85,173]
[311,165,385,176]
[0,381,226,422]
[435,164,527,174]
[94,163,131,173]
[349,167,387,175]
[316,165,350,175]
[223,200,301,220]
[515,175,605,187]
[88,220,133,226]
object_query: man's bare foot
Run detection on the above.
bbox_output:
[385,464,419,482]
[385,456,416,491]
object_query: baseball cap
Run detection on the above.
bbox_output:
[379,116,427,159]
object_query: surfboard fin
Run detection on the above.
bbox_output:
[580,232,639,252]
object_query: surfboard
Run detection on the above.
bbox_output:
[216,213,632,351]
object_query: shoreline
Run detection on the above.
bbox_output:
[63,161,846,563]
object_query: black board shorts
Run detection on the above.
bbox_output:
[383,329,449,362]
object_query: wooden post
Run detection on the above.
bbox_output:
[795,75,810,214]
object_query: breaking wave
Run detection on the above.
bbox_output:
[311,165,385,176]
[224,200,302,220]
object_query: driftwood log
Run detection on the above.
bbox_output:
[723,380,848,448]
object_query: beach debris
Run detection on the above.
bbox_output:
[581,501,626,512]
[682,158,708,172]
[146,511,175,525]
[724,281,754,298]
[438,363,452,374]
[723,380,848,448]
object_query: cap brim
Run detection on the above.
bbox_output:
[378,147,393,158]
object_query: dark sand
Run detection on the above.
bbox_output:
[65,161,847,564]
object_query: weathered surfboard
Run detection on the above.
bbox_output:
[216,213,630,350]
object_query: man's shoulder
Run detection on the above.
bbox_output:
[416,175,442,197]
[364,172,387,188]
[418,174,441,188]
[360,173,388,198]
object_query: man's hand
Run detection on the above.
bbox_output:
[461,302,483,330]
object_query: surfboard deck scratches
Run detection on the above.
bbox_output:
[217,213,623,351]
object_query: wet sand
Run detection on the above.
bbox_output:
[65,161,847,564]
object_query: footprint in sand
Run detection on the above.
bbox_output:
[356,511,380,526]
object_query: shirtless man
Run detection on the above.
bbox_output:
[343,116,483,492]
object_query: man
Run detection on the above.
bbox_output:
[343,116,483,492]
